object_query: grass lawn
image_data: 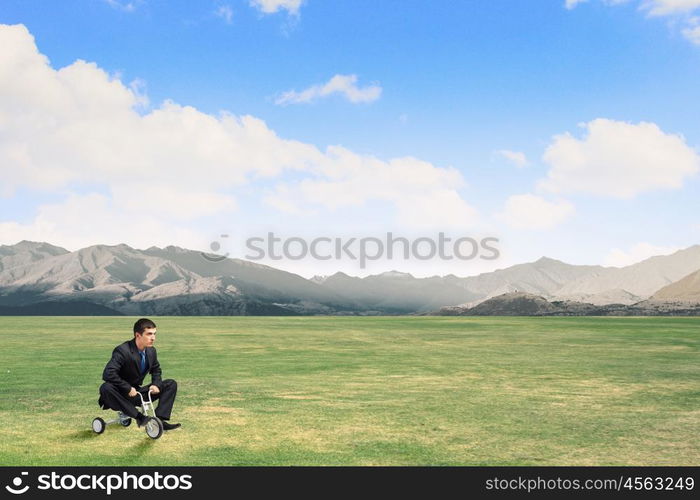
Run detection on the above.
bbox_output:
[0,316,697,465]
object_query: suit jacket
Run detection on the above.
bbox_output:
[101,339,163,397]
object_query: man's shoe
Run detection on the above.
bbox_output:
[162,421,181,431]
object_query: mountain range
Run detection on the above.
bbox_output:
[0,241,699,315]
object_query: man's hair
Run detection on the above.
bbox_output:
[133,318,157,335]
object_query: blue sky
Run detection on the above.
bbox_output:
[1,0,699,277]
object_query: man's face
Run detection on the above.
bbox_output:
[136,327,156,348]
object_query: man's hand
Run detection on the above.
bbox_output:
[128,387,137,398]
[149,385,160,395]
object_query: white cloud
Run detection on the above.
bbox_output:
[110,184,237,220]
[539,118,699,198]
[215,5,234,24]
[566,1,700,43]
[567,0,631,9]
[275,74,382,105]
[250,0,303,16]
[0,24,322,198]
[264,147,479,229]
[605,242,681,267]
[498,194,575,230]
[104,0,136,12]
[495,150,529,168]
[642,0,700,16]
[682,16,700,42]
[565,0,589,9]
[393,189,479,230]
[567,0,700,13]
[0,193,205,251]
[128,78,150,108]
[0,24,474,250]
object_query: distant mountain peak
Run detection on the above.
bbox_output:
[14,240,42,247]
[330,271,352,278]
[4,240,68,252]
[534,256,564,265]
[80,243,134,252]
[163,245,190,253]
[652,268,700,303]
[0,241,69,261]
[374,270,414,279]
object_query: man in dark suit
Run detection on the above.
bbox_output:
[98,318,181,430]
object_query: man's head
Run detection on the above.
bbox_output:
[133,318,157,350]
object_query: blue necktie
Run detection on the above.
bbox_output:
[140,351,147,374]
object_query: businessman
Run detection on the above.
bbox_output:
[98,318,181,430]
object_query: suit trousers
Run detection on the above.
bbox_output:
[99,379,178,420]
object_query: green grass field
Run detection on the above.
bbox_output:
[0,316,698,466]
